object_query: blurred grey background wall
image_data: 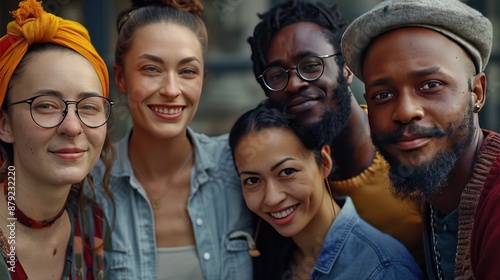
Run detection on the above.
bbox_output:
[2,0,498,141]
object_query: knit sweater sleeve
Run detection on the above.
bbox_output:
[470,132,500,280]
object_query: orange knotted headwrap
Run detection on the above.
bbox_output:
[0,0,109,108]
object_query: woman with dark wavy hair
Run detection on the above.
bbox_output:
[229,102,422,280]
[0,0,115,279]
[90,0,253,279]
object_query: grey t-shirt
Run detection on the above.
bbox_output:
[157,245,204,279]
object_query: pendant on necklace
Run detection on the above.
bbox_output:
[151,199,161,211]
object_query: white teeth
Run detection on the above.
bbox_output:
[270,205,297,219]
[152,107,181,115]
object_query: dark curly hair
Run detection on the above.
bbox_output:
[248,0,348,94]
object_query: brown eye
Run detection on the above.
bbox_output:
[420,81,442,90]
[243,177,261,186]
[279,168,296,177]
[372,92,394,100]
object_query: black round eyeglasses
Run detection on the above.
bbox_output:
[258,53,341,92]
[7,95,114,128]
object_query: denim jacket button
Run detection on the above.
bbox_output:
[196,218,203,226]
[203,252,211,260]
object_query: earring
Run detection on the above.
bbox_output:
[324,179,337,218]
[248,218,261,257]
[474,104,481,113]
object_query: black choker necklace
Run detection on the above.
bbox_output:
[3,181,66,228]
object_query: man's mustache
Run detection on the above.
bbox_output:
[375,124,447,145]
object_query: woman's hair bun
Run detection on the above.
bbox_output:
[131,0,204,16]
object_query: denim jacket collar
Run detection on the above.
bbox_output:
[111,127,214,188]
[314,197,356,274]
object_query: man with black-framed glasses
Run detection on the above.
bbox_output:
[258,53,340,92]
[246,0,424,277]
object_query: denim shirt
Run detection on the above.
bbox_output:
[91,128,253,280]
[310,197,422,280]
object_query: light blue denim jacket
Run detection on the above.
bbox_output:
[91,128,253,280]
[308,197,422,280]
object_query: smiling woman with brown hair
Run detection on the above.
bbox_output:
[89,0,253,279]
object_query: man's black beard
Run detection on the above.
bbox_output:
[291,77,352,151]
[372,101,475,200]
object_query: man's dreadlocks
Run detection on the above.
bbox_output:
[248,0,348,93]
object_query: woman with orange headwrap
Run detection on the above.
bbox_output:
[0,0,114,279]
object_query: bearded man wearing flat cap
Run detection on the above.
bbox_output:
[342,0,500,279]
